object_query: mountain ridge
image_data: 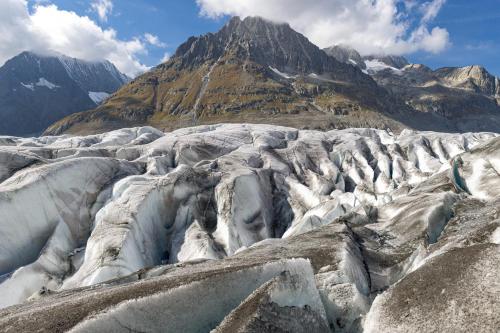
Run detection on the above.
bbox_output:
[45,16,440,136]
[45,16,500,135]
[325,44,500,131]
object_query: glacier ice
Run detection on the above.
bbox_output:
[88,91,110,104]
[0,124,499,332]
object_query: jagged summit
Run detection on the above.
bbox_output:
[323,44,366,69]
[174,16,356,76]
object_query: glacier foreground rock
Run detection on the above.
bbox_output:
[0,124,499,332]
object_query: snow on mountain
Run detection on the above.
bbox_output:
[364,59,403,74]
[20,82,35,91]
[269,66,297,79]
[21,78,60,90]
[0,124,499,332]
[88,91,110,104]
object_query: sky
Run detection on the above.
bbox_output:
[0,0,498,77]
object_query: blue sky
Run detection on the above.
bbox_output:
[2,0,497,76]
[31,0,224,68]
[411,0,500,74]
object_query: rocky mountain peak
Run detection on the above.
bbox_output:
[173,16,354,75]
[323,44,366,69]
[435,65,499,95]
[224,15,292,34]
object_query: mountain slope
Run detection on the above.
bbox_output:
[0,52,129,136]
[46,17,436,136]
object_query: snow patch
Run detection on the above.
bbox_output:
[21,78,59,91]
[364,59,402,74]
[269,66,297,79]
[36,78,59,89]
[88,91,110,104]
[20,83,34,91]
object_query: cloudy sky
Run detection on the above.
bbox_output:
[1,0,499,77]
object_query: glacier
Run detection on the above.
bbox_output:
[88,91,110,104]
[0,124,499,332]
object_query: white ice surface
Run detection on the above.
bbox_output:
[0,124,498,310]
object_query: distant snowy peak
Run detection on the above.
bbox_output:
[52,54,129,93]
[57,55,129,88]
[0,51,130,136]
[12,51,129,94]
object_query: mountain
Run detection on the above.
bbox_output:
[324,44,500,132]
[46,16,436,136]
[323,44,366,69]
[363,54,410,70]
[0,124,499,331]
[45,17,500,135]
[368,63,500,131]
[323,45,409,72]
[0,51,129,136]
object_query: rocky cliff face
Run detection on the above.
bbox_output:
[0,52,129,136]
[435,65,500,96]
[45,17,433,136]
[0,124,499,332]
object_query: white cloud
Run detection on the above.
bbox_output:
[197,0,450,56]
[421,0,446,23]
[0,0,148,77]
[90,0,113,22]
[160,52,171,63]
[144,33,167,48]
